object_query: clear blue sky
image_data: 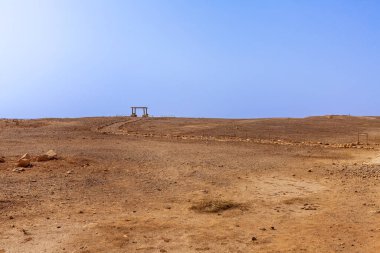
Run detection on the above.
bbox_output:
[1,0,379,118]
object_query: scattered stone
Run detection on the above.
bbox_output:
[271,226,276,230]
[66,170,72,174]
[0,157,5,163]
[36,150,57,162]
[36,155,49,162]
[46,150,57,158]
[17,153,31,168]
[251,236,257,241]
[17,159,31,168]
[308,169,313,172]
[20,153,31,160]
[13,168,25,173]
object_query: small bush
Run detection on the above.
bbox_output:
[190,199,241,213]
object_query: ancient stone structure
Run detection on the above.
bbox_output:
[131,107,148,117]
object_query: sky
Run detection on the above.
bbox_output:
[0,0,379,118]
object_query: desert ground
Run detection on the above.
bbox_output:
[1,115,380,253]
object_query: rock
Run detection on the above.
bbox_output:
[252,236,257,241]
[36,150,57,162]
[0,157,5,163]
[17,153,31,167]
[12,168,25,173]
[20,153,31,160]
[17,159,31,168]
[46,150,57,159]
[36,154,49,162]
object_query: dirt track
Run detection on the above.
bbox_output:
[1,116,380,253]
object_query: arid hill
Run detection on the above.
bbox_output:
[1,116,380,253]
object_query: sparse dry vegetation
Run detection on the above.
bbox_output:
[190,199,242,213]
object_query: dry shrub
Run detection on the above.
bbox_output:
[0,200,14,210]
[283,197,309,205]
[190,199,242,213]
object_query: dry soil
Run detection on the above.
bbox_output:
[1,116,380,253]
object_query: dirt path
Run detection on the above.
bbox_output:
[96,118,144,134]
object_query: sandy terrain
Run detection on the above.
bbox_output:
[1,115,380,253]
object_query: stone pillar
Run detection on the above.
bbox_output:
[143,107,148,117]
[131,107,137,117]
